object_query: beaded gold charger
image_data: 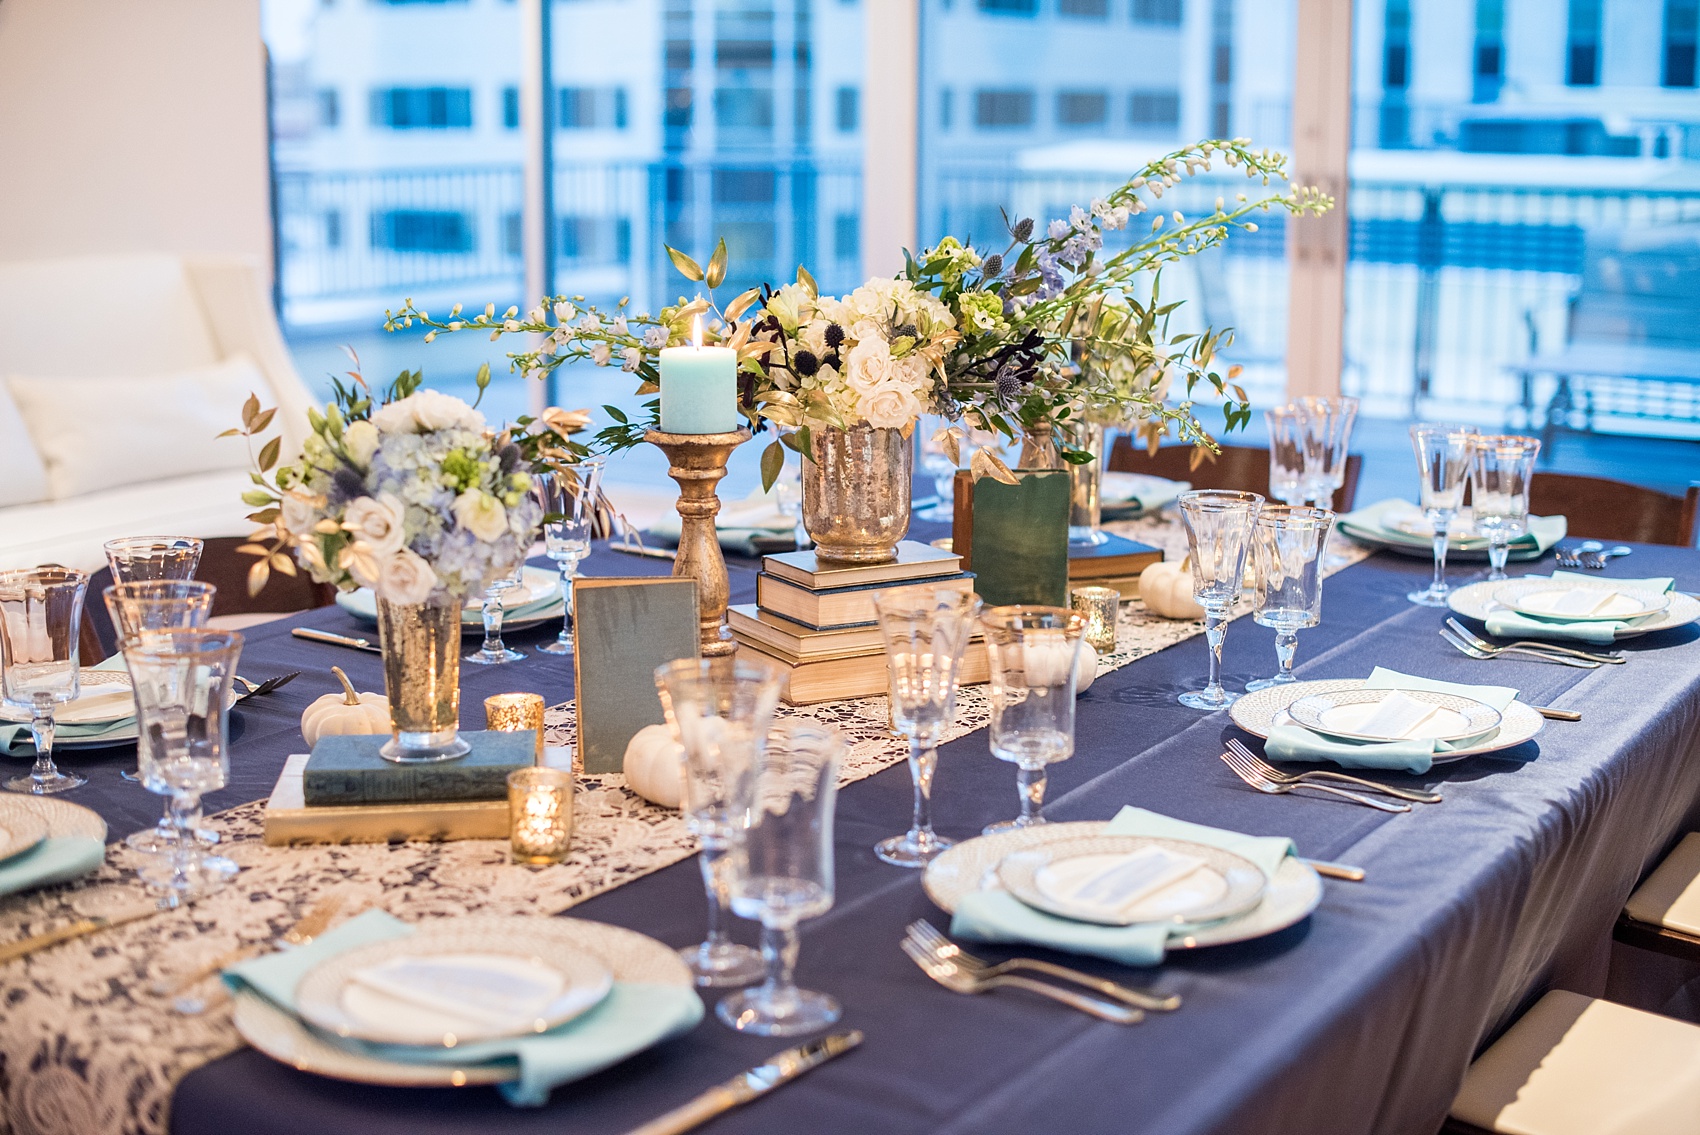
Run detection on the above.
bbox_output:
[0,515,1368,1135]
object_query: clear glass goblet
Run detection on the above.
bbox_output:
[105,581,219,849]
[465,558,526,665]
[532,456,606,655]
[104,536,205,583]
[772,459,810,549]
[719,722,844,1036]
[0,568,90,794]
[1246,507,1332,691]
[1408,423,1479,606]
[1176,490,1263,711]
[1296,395,1359,508]
[980,605,1085,834]
[1470,435,1541,583]
[872,585,982,867]
[124,629,243,905]
[655,655,782,988]
[1265,405,1308,506]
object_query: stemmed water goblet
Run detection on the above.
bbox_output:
[1470,435,1541,582]
[1408,423,1479,606]
[0,568,90,794]
[103,537,205,584]
[655,655,783,987]
[980,605,1085,833]
[1176,490,1263,711]
[772,458,810,550]
[124,628,244,905]
[532,456,606,654]
[1296,396,1359,508]
[1246,507,1333,691]
[1265,405,1308,506]
[105,580,219,850]
[466,558,527,665]
[718,722,844,1035]
[871,585,982,867]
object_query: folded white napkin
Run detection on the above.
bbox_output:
[1547,588,1620,617]
[1353,691,1443,740]
[1038,846,1207,923]
[348,954,567,1032]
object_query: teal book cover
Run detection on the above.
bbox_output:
[969,470,1071,607]
[303,730,536,807]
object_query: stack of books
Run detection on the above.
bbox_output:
[1069,532,1163,598]
[732,540,988,704]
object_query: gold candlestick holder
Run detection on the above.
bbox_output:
[645,427,751,659]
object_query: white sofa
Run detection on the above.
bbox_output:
[0,255,317,573]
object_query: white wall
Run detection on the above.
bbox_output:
[0,0,272,265]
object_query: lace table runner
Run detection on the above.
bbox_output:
[0,517,1369,1135]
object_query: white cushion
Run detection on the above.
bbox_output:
[8,354,272,500]
[1450,990,1700,1135]
[1626,833,1700,938]
[0,469,259,574]
[0,382,49,507]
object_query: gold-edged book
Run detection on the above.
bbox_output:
[740,640,990,705]
[761,540,962,589]
[263,748,573,845]
[729,604,886,660]
[755,571,975,630]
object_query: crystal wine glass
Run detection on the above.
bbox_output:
[1408,423,1479,606]
[980,605,1085,833]
[1264,405,1308,506]
[655,655,783,987]
[871,585,982,867]
[1470,435,1541,583]
[1296,395,1359,508]
[105,580,218,850]
[719,721,844,1036]
[1246,507,1332,691]
[465,558,526,665]
[124,628,243,905]
[103,537,205,583]
[0,568,89,794]
[1176,490,1263,711]
[532,456,606,654]
[772,458,810,550]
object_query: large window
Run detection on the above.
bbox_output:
[1566,0,1601,86]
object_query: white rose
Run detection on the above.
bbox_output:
[343,420,380,467]
[844,337,898,395]
[342,493,407,555]
[280,489,322,536]
[453,489,509,542]
[370,390,484,434]
[377,548,438,606]
[855,380,924,430]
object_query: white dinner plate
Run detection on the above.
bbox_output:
[296,924,614,1046]
[335,567,561,629]
[1447,578,1700,641]
[1286,688,1503,744]
[1230,679,1543,763]
[1491,579,1669,622]
[0,670,133,727]
[233,917,692,1089]
[0,799,50,865]
[996,835,1266,927]
[924,822,1322,949]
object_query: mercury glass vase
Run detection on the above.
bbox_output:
[375,594,470,763]
[801,424,912,563]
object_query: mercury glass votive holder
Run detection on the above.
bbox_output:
[508,767,573,866]
[1070,586,1120,655]
[485,692,546,763]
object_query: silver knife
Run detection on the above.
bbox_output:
[290,628,382,654]
[622,1030,864,1135]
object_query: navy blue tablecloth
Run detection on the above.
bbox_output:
[35,537,1700,1135]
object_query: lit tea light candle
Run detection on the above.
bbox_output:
[658,314,738,434]
[485,692,546,763]
[508,767,573,866]
[1070,586,1120,655]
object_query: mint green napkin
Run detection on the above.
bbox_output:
[1264,667,1519,774]
[948,806,1294,966]
[0,837,107,897]
[649,489,794,556]
[1483,572,1675,644]
[1,654,134,757]
[225,909,704,1106]
[1337,499,1566,559]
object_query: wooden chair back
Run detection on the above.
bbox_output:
[1105,437,1364,513]
[1528,473,1700,547]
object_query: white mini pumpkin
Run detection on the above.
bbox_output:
[1075,642,1099,693]
[1138,557,1207,620]
[301,666,390,747]
[623,724,687,809]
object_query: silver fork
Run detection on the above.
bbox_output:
[1556,540,1602,569]
[1224,738,1441,804]
[1439,628,1601,669]
[1444,618,1624,664]
[904,920,1180,1011]
[1220,748,1411,813]
[898,937,1144,1024]
[235,671,304,701]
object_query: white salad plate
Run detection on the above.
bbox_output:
[335,566,561,631]
[995,835,1266,927]
[1230,679,1543,764]
[1490,579,1669,622]
[1447,578,1700,641]
[1286,688,1503,744]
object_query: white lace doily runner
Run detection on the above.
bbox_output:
[0,517,1368,1135]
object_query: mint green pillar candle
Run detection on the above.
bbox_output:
[659,318,738,434]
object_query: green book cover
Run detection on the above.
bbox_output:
[970,470,1071,607]
[303,730,536,807]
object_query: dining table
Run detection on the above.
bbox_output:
[11,519,1700,1135]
